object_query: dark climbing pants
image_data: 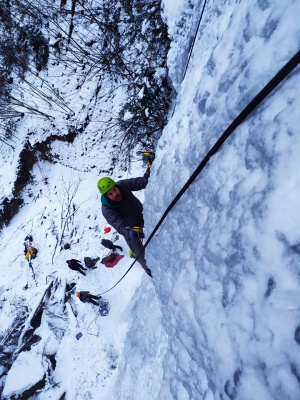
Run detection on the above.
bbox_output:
[68,265,87,276]
[87,295,101,306]
[125,237,148,270]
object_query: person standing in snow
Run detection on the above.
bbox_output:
[24,246,38,260]
[76,291,102,306]
[66,259,87,276]
[24,235,38,260]
[97,173,152,278]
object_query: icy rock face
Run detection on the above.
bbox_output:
[161,0,204,90]
[144,0,300,399]
[109,282,169,400]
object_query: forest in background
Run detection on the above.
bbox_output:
[0,0,173,167]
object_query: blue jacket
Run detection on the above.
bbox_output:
[101,177,147,239]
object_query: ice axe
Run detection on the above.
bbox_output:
[136,150,155,166]
[136,151,154,176]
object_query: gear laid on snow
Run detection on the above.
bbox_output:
[84,257,100,269]
[66,259,87,276]
[101,239,123,252]
[101,253,124,268]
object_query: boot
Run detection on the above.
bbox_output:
[144,268,152,278]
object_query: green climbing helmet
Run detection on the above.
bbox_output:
[97,177,116,195]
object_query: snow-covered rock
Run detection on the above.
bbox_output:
[2,350,45,399]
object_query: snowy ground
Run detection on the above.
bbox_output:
[1,0,300,399]
[0,132,150,399]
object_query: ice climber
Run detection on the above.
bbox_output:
[76,291,102,306]
[97,173,152,278]
[66,259,87,276]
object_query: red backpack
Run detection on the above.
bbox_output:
[101,253,124,268]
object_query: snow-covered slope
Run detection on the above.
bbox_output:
[1,0,300,399]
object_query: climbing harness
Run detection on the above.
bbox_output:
[132,225,144,242]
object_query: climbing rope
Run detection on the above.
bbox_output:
[179,0,208,86]
[99,257,139,295]
[171,0,208,117]
[145,50,300,247]
[99,49,300,295]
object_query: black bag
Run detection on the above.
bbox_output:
[101,239,123,252]
[84,257,99,268]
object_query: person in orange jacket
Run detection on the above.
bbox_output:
[75,291,102,306]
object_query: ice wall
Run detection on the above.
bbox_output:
[113,1,300,399]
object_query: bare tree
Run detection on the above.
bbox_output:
[57,176,83,246]
[49,176,83,263]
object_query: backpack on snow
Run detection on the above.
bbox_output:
[84,257,99,268]
[101,253,124,268]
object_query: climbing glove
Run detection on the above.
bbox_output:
[129,226,145,239]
